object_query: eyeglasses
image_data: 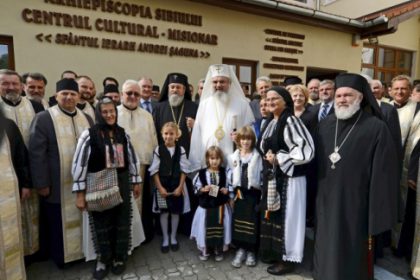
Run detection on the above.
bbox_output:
[124,91,141,97]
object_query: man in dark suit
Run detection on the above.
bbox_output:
[139,77,157,114]
[307,79,335,122]
[370,79,402,164]
[253,97,269,138]
[250,76,272,119]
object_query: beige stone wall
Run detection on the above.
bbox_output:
[0,0,387,96]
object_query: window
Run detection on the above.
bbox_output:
[222,58,258,97]
[361,44,413,85]
[0,36,15,70]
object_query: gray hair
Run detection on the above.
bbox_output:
[307,78,320,86]
[256,76,271,86]
[138,77,153,84]
[320,79,335,88]
[122,79,140,89]
[0,69,22,82]
[370,79,382,87]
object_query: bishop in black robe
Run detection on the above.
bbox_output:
[313,73,399,280]
[152,73,198,235]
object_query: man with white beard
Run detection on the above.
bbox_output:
[189,64,255,171]
[153,73,197,155]
[313,73,399,280]
[152,73,198,235]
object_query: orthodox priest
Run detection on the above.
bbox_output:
[390,75,420,260]
[153,73,197,154]
[76,75,96,121]
[0,112,29,279]
[313,73,399,280]
[29,78,93,267]
[0,69,44,261]
[189,64,255,171]
[411,141,420,279]
[118,79,158,242]
[153,73,198,235]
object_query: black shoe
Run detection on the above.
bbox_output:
[171,242,179,252]
[161,245,170,253]
[267,261,295,275]
[111,262,126,275]
[93,267,109,280]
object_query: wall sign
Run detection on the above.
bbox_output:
[21,0,218,58]
[263,28,305,84]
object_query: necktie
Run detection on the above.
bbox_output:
[144,101,151,113]
[319,104,329,121]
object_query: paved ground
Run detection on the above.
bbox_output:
[26,232,413,280]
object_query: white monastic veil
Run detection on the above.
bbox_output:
[189,64,253,171]
[200,64,247,102]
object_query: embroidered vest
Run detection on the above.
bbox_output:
[197,168,229,208]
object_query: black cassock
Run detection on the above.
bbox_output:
[313,110,399,280]
[152,99,198,235]
[152,100,198,155]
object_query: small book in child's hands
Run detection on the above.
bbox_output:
[209,185,219,197]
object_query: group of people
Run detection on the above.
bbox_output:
[0,63,419,280]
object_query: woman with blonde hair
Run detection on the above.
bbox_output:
[288,84,317,133]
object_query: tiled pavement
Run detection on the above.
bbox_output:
[26,233,413,280]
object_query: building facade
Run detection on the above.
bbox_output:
[0,0,418,95]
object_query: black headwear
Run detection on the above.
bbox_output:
[284,76,302,86]
[92,97,126,164]
[269,86,294,115]
[102,77,119,88]
[152,85,160,92]
[335,73,383,120]
[56,78,78,93]
[159,73,192,102]
[104,84,119,94]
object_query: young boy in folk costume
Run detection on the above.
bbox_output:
[228,126,263,268]
[149,122,191,253]
[190,146,233,261]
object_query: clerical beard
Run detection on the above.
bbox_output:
[4,90,21,104]
[169,94,184,107]
[335,99,361,120]
[214,90,230,107]
[27,94,43,104]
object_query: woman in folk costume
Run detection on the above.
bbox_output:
[257,86,314,275]
[72,97,143,280]
[149,122,191,253]
[190,146,233,261]
[228,126,263,268]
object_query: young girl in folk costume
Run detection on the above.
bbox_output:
[190,146,233,261]
[228,126,263,268]
[149,122,191,253]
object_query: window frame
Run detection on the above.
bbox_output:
[0,36,15,70]
[362,43,413,84]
